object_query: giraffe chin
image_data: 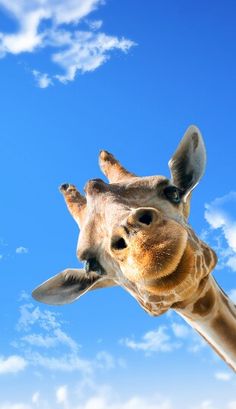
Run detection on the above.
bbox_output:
[118,219,189,284]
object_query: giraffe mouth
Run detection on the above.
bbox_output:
[144,241,194,294]
[115,220,189,285]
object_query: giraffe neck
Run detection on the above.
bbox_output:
[174,274,236,371]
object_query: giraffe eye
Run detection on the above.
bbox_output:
[164,186,181,204]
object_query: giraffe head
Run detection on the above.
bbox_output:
[33,126,217,314]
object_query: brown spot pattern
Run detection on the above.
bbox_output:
[219,290,236,321]
[212,313,236,352]
[192,288,215,316]
[194,327,235,372]
[196,255,202,272]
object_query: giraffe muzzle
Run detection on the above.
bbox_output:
[110,208,159,252]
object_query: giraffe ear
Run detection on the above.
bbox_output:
[168,125,206,199]
[32,269,116,305]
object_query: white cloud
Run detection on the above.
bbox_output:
[55,384,173,409]
[28,351,92,373]
[0,0,135,87]
[12,300,127,378]
[95,351,115,370]
[0,355,27,374]
[214,371,232,381]
[121,326,180,354]
[187,336,206,353]
[228,289,236,303]
[1,10,45,54]
[31,393,40,405]
[53,31,133,84]
[192,401,217,409]
[86,19,103,31]
[19,291,31,301]
[15,302,92,374]
[16,247,28,254]
[0,387,173,409]
[17,303,60,332]
[204,192,236,272]
[171,322,189,338]
[21,332,61,349]
[121,317,211,358]
[32,71,53,88]
[226,255,236,271]
[22,328,78,351]
[77,394,172,409]
[56,385,68,405]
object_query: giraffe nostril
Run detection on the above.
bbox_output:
[137,210,153,225]
[111,237,127,251]
[127,208,157,228]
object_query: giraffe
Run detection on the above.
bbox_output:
[32,126,236,371]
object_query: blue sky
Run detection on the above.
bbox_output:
[0,0,236,408]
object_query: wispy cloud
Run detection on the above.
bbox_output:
[56,385,68,407]
[31,393,40,406]
[0,0,135,87]
[32,71,53,89]
[203,192,236,272]
[17,302,60,332]
[171,322,189,338]
[192,401,219,409]
[0,241,28,259]
[21,328,78,351]
[0,355,27,374]
[28,352,92,373]
[14,302,91,374]
[228,289,236,303]
[120,326,180,354]
[12,299,123,376]
[16,247,28,254]
[95,351,126,370]
[120,317,208,357]
[214,371,232,381]
[86,19,103,31]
